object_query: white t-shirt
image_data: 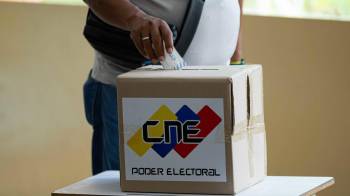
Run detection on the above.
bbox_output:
[92,0,241,85]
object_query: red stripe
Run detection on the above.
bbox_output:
[174,105,222,158]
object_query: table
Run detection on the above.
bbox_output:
[52,171,334,196]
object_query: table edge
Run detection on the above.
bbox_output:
[301,177,335,196]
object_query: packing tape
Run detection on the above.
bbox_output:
[214,114,265,143]
[232,114,266,178]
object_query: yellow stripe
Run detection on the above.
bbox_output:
[127,105,177,156]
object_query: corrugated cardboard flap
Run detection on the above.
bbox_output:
[231,64,267,189]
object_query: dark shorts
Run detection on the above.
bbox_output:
[83,71,120,175]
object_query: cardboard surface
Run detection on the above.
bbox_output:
[116,65,266,194]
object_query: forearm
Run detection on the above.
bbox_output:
[83,0,145,31]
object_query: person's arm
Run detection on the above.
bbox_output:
[83,0,173,63]
[231,0,244,63]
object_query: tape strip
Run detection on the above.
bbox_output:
[212,114,266,178]
[232,114,266,178]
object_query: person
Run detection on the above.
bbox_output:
[82,0,244,175]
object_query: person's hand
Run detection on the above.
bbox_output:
[128,13,174,64]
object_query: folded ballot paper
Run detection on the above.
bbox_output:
[160,48,187,70]
[116,65,267,194]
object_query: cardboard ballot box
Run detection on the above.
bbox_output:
[116,65,267,194]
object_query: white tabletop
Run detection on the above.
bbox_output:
[52,171,334,196]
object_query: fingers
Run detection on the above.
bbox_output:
[130,32,147,58]
[141,28,157,64]
[130,18,174,64]
[159,21,174,54]
[150,24,165,61]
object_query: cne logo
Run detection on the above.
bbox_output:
[127,105,222,158]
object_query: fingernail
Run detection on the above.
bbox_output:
[167,48,173,54]
[159,56,164,61]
